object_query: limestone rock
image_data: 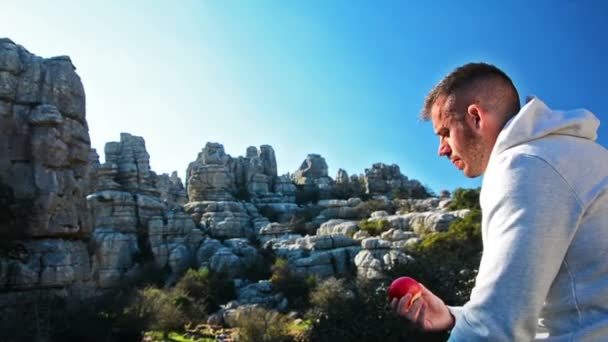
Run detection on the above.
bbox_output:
[316,219,358,237]
[156,171,187,205]
[185,201,254,239]
[270,234,361,278]
[197,238,260,278]
[104,133,158,196]
[335,168,349,185]
[1,239,91,290]
[258,222,300,245]
[148,212,203,274]
[186,142,285,202]
[0,78,91,237]
[363,163,428,198]
[291,154,334,193]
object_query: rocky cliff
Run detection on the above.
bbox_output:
[0,38,460,337]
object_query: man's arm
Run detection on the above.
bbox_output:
[449,153,583,341]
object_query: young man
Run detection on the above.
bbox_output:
[392,63,608,341]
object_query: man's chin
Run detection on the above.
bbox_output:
[462,167,482,178]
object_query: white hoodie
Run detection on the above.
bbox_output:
[448,98,608,341]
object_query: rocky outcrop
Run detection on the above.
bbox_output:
[335,168,349,185]
[196,238,260,278]
[87,133,199,287]
[376,210,468,235]
[354,233,415,280]
[0,39,95,315]
[0,38,91,238]
[157,171,187,206]
[364,163,428,198]
[314,198,363,222]
[258,222,300,245]
[185,201,255,239]
[291,154,333,192]
[270,234,361,278]
[148,212,204,275]
[186,142,288,203]
[316,219,359,238]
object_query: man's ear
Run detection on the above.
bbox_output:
[467,103,482,129]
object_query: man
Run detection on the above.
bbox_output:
[392,63,608,341]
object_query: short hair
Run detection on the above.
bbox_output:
[420,62,520,121]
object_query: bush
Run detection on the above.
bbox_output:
[127,287,189,336]
[301,278,447,342]
[234,185,251,201]
[270,258,311,310]
[235,307,294,342]
[448,187,481,210]
[259,205,283,223]
[357,219,390,236]
[175,268,236,313]
[390,209,482,306]
[287,206,322,236]
[295,186,320,205]
[47,289,147,342]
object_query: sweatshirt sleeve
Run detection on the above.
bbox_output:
[448,153,583,341]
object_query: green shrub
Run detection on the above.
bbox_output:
[295,186,320,205]
[270,258,311,310]
[448,187,481,210]
[175,268,236,313]
[390,209,482,306]
[357,219,390,236]
[234,185,251,201]
[287,206,322,236]
[259,205,283,223]
[128,287,189,336]
[301,278,447,342]
[235,307,294,342]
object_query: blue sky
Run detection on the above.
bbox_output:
[2,0,607,193]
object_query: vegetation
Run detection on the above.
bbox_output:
[300,277,448,342]
[390,209,482,305]
[234,307,294,342]
[448,187,481,211]
[287,205,322,236]
[294,185,320,205]
[259,205,283,223]
[270,258,313,310]
[357,218,391,236]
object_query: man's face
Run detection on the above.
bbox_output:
[430,96,488,178]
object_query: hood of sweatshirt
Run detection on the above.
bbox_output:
[491,97,600,157]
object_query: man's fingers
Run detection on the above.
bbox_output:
[416,301,428,328]
[397,294,412,316]
[405,294,422,321]
[390,298,397,310]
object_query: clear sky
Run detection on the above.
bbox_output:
[2,0,607,193]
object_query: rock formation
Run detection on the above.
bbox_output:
[88,133,201,287]
[291,154,333,193]
[364,163,428,197]
[0,38,95,334]
[186,142,291,203]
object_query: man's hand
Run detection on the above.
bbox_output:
[390,283,455,332]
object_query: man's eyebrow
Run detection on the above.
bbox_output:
[435,127,448,136]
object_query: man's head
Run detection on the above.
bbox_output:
[421,63,520,177]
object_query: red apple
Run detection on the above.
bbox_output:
[388,276,422,309]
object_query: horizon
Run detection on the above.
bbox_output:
[2,0,607,193]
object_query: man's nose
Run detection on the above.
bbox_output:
[438,140,451,157]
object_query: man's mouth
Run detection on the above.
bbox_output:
[451,158,463,169]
